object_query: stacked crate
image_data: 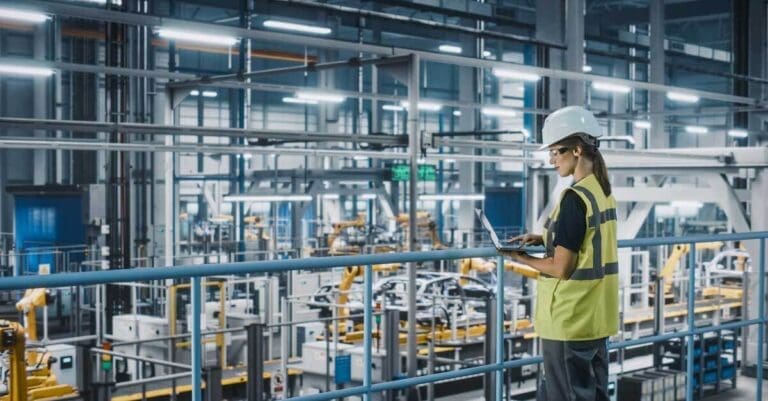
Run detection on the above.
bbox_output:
[617,369,686,401]
[663,330,737,398]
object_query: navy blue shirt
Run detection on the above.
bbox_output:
[553,190,587,253]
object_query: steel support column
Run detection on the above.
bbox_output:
[746,169,768,376]
[406,53,420,398]
[535,0,565,110]
[565,0,585,105]
[649,0,667,148]
[33,23,49,185]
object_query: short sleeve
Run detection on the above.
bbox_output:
[553,191,587,252]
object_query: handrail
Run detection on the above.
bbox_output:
[0,231,764,401]
[1,231,766,291]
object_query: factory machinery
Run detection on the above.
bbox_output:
[0,228,753,401]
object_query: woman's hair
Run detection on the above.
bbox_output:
[557,134,612,196]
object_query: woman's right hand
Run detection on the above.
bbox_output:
[507,233,543,246]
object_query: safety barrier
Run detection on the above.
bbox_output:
[0,231,765,401]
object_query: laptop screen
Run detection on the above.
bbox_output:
[475,209,502,248]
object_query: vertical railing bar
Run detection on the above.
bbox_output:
[756,239,765,401]
[364,264,373,401]
[686,243,696,401]
[191,276,202,401]
[495,255,504,401]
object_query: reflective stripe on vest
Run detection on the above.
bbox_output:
[571,185,604,279]
[542,187,617,280]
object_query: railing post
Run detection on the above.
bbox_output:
[496,255,504,401]
[484,296,496,401]
[686,243,696,401]
[757,239,765,401]
[246,323,265,401]
[383,308,400,401]
[653,277,665,367]
[363,264,373,401]
[191,276,202,401]
[203,366,222,401]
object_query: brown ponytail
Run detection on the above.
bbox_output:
[556,134,612,196]
[590,150,612,196]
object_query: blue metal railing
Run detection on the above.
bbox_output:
[0,231,765,401]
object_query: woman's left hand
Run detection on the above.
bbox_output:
[501,250,528,262]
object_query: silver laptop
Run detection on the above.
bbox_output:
[475,209,525,252]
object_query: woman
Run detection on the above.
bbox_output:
[507,106,619,401]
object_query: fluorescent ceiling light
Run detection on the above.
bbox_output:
[263,20,331,35]
[419,193,485,201]
[399,101,442,112]
[512,182,524,188]
[727,129,748,138]
[667,91,699,103]
[592,82,631,94]
[296,91,345,103]
[438,44,462,54]
[633,121,651,129]
[283,96,318,105]
[684,125,708,134]
[452,110,462,117]
[157,28,239,47]
[224,194,312,202]
[322,193,376,200]
[209,216,232,224]
[481,107,516,117]
[382,104,404,111]
[443,159,456,164]
[0,8,50,23]
[482,50,493,58]
[0,64,54,77]
[190,90,217,98]
[582,65,593,73]
[418,102,443,112]
[353,155,369,161]
[493,69,541,82]
[671,201,703,209]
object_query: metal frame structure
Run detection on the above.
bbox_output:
[0,2,766,399]
[14,0,763,106]
[1,231,765,401]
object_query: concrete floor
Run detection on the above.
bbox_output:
[435,374,767,401]
[705,375,767,401]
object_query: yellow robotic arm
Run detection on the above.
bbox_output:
[336,263,399,334]
[659,242,722,295]
[15,289,50,342]
[459,258,539,284]
[0,320,27,401]
[395,212,446,250]
[328,213,366,253]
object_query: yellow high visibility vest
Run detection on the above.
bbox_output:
[536,174,619,341]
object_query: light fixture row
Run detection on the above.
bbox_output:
[633,121,749,137]
[224,193,485,202]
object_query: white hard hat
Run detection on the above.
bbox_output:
[539,106,602,150]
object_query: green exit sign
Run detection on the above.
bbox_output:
[391,164,437,182]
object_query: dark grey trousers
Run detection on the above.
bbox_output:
[537,338,610,401]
